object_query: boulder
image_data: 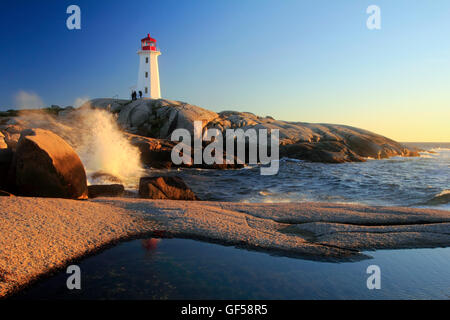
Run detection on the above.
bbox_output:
[139,176,199,200]
[0,124,24,150]
[0,190,14,197]
[0,148,13,190]
[0,132,7,149]
[128,133,180,168]
[90,171,122,184]
[11,128,88,199]
[88,184,125,198]
[128,133,244,169]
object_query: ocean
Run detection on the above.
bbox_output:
[151,142,450,211]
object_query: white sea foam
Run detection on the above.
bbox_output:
[280,157,305,163]
[418,153,435,158]
[74,109,143,186]
[16,107,143,187]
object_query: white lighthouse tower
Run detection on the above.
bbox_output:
[136,34,161,99]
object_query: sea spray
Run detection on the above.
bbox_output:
[15,106,143,187]
[74,108,143,186]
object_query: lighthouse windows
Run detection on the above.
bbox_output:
[145,57,149,63]
[145,87,148,94]
[145,72,148,78]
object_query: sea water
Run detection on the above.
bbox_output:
[162,143,450,210]
[14,238,450,300]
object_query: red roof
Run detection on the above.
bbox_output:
[141,34,156,43]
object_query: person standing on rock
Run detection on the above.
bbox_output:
[139,91,142,99]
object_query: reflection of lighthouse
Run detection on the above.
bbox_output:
[137,34,161,99]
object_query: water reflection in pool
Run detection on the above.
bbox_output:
[14,238,450,300]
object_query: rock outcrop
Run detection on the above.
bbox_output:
[10,128,88,199]
[127,133,179,168]
[0,190,13,197]
[139,176,199,200]
[90,171,123,184]
[0,124,23,150]
[2,98,420,171]
[127,132,244,169]
[88,184,125,198]
[0,148,13,190]
[279,141,363,163]
[0,132,7,149]
[87,98,218,139]
[209,112,419,163]
[85,99,419,164]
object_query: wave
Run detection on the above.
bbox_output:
[422,190,450,206]
[413,203,450,211]
[430,147,450,151]
[280,157,304,163]
[418,153,435,158]
[428,148,450,156]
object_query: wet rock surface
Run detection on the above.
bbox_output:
[139,176,199,200]
[88,184,125,198]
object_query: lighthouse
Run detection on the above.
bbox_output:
[136,34,161,99]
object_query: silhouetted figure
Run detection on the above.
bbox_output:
[139,90,143,99]
[131,91,137,101]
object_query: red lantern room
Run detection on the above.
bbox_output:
[141,34,157,51]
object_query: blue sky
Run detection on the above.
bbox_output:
[1,0,449,141]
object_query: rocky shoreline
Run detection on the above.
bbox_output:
[0,98,423,199]
[0,98,443,299]
[87,98,420,164]
[1,98,420,169]
[0,196,449,298]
